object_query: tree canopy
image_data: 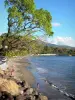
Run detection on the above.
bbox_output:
[5,0,53,36]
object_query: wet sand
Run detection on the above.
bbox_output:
[7,56,35,85]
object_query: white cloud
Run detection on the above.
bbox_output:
[37,35,75,47]
[52,22,61,27]
[47,36,75,47]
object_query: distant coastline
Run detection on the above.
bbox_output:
[37,54,57,56]
[31,54,73,56]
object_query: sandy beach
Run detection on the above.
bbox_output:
[7,56,35,85]
[0,56,48,100]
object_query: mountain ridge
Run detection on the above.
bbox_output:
[36,39,75,49]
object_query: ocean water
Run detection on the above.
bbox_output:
[27,56,75,100]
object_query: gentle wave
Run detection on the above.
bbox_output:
[42,78,75,100]
[36,67,48,73]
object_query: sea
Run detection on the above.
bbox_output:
[27,56,75,100]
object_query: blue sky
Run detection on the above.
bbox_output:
[34,0,75,47]
[0,0,75,47]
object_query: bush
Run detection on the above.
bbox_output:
[5,50,28,57]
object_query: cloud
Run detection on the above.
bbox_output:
[37,35,75,47]
[47,36,75,47]
[52,22,61,27]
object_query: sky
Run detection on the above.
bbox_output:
[0,0,75,47]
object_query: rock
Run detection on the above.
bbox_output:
[15,95,25,100]
[32,89,39,99]
[30,95,35,100]
[17,80,25,88]
[23,88,29,93]
[0,63,48,100]
[20,90,24,95]
[26,88,34,95]
[29,88,34,94]
[25,81,30,88]
[34,94,39,100]
[0,91,14,100]
[34,90,39,95]
[40,95,48,100]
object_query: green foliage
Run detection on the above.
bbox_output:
[34,9,53,36]
[3,0,54,57]
[0,34,44,56]
[1,33,75,56]
[5,0,53,36]
[0,36,3,47]
[0,35,5,49]
[42,45,75,56]
[3,0,75,57]
[5,50,28,57]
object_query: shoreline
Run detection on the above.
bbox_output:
[0,56,74,100]
[24,56,75,100]
[0,56,48,100]
[7,56,35,86]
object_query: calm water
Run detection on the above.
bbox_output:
[27,56,75,100]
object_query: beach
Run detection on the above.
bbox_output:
[0,56,48,100]
[7,56,35,85]
[0,56,75,100]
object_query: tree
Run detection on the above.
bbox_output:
[0,36,3,49]
[5,0,53,36]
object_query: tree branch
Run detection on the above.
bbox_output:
[24,21,31,28]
